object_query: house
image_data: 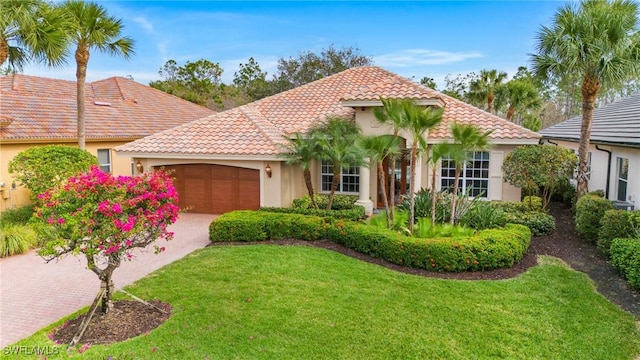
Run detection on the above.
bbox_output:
[0,74,215,211]
[116,66,540,215]
[540,94,640,209]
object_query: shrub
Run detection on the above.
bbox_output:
[575,195,614,242]
[0,224,37,257]
[588,190,606,198]
[368,210,410,234]
[398,188,478,224]
[210,211,326,242]
[521,196,543,211]
[597,210,639,257]
[0,205,35,226]
[461,201,507,230]
[260,206,365,221]
[504,211,555,237]
[552,178,576,207]
[292,194,358,210]
[610,238,640,290]
[412,218,475,239]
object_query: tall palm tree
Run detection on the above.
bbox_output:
[447,123,492,225]
[360,134,402,228]
[468,69,508,113]
[1,0,68,70]
[373,97,410,221]
[314,117,365,210]
[532,0,640,198]
[404,103,443,233]
[279,132,321,209]
[495,78,541,122]
[62,1,135,150]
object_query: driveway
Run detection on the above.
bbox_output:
[0,213,216,347]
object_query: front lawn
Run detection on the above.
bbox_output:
[13,245,640,359]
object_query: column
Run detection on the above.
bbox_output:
[355,158,374,215]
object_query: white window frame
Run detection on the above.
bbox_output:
[97,149,111,173]
[616,157,629,201]
[320,160,360,194]
[440,151,490,198]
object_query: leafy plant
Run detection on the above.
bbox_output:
[412,218,475,239]
[504,211,555,237]
[0,224,37,257]
[597,210,639,257]
[575,194,614,242]
[610,238,640,290]
[0,204,35,226]
[369,210,410,235]
[292,194,358,210]
[461,202,507,230]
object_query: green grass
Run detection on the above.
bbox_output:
[13,246,640,359]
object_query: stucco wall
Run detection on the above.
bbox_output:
[0,141,134,212]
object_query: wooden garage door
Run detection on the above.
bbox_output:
[163,164,260,214]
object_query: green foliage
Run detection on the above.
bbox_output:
[0,224,37,257]
[588,189,606,198]
[0,204,35,226]
[398,188,450,223]
[149,59,225,108]
[552,178,576,207]
[575,195,614,242]
[521,196,543,211]
[460,201,507,230]
[368,210,409,234]
[259,206,365,222]
[209,211,326,242]
[504,211,556,237]
[412,218,476,239]
[8,145,98,202]
[502,145,577,209]
[292,194,358,210]
[610,238,640,290]
[597,210,639,257]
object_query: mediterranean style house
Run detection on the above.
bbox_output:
[116,66,540,215]
[0,74,215,211]
[540,93,640,210]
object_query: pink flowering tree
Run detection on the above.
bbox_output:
[35,166,180,314]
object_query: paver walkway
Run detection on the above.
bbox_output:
[0,213,216,347]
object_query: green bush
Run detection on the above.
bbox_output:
[521,196,543,211]
[504,211,555,237]
[368,210,410,234]
[259,206,365,221]
[597,210,639,257]
[210,211,326,242]
[0,205,35,226]
[575,195,614,242]
[292,194,358,210]
[552,178,576,207]
[461,201,507,230]
[610,238,640,290]
[0,224,37,257]
[588,189,606,198]
[412,218,475,239]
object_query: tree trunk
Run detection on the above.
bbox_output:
[450,166,461,225]
[377,162,391,228]
[0,37,8,67]
[487,92,494,114]
[387,154,396,223]
[576,77,601,199]
[409,145,418,233]
[506,106,515,121]
[327,166,340,210]
[75,46,90,150]
[431,161,438,225]
[303,169,318,209]
[100,272,115,314]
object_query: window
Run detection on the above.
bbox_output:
[321,160,360,193]
[97,149,111,173]
[441,151,489,197]
[617,157,629,201]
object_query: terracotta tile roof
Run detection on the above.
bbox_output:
[0,74,215,142]
[117,66,539,157]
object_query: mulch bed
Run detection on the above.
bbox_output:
[53,202,640,346]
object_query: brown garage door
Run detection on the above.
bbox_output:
[162,164,260,214]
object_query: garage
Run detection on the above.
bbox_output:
[163,164,260,214]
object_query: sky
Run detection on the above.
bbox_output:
[22,1,565,89]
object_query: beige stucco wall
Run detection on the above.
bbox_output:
[0,141,135,212]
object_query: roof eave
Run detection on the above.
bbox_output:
[114,151,283,161]
[541,135,640,149]
[341,98,445,108]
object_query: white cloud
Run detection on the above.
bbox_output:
[375,49,484,67]
[133,16,154,32]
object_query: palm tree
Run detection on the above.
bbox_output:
[428,142,451,225]
[360,134,402,228]
[62,1,135,150]
[532,0,640,198]
[468,69,508,113]
[279,132,321,209]
[495,78,541,122]
[314,117,365,210]
[404,103,443,233]
[373,97,410,221]
[1,0,68,70]
[447,123,492,225]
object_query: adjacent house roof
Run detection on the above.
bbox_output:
[0,74,215,143]
[116,66,540,158]
[539,93,640,148]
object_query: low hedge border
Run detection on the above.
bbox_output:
[259,206,366,221]
[209,211,532,272]
[610,238,640,290]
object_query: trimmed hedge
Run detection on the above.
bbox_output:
[597,210,638,257]
[210,211,532,272]
[610,238,640,290]
[292,194,359,210]
[504,211,555,237]
[259,206,366,221]
[575,195,614,242]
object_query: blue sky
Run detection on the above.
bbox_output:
[24,1,564,89]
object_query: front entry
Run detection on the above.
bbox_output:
[377,152,411,206]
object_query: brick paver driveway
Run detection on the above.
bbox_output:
[0,213,216,347]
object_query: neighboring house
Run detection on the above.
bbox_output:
[0,74,215,211]
[540,93,640,210]
[116,66,540,215]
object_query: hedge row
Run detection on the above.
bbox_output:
[259,206,366,221]
[575,195,614,242]
[610,238,640,290]
[209,211,532,272]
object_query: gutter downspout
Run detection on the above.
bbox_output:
[595,145,612,199]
